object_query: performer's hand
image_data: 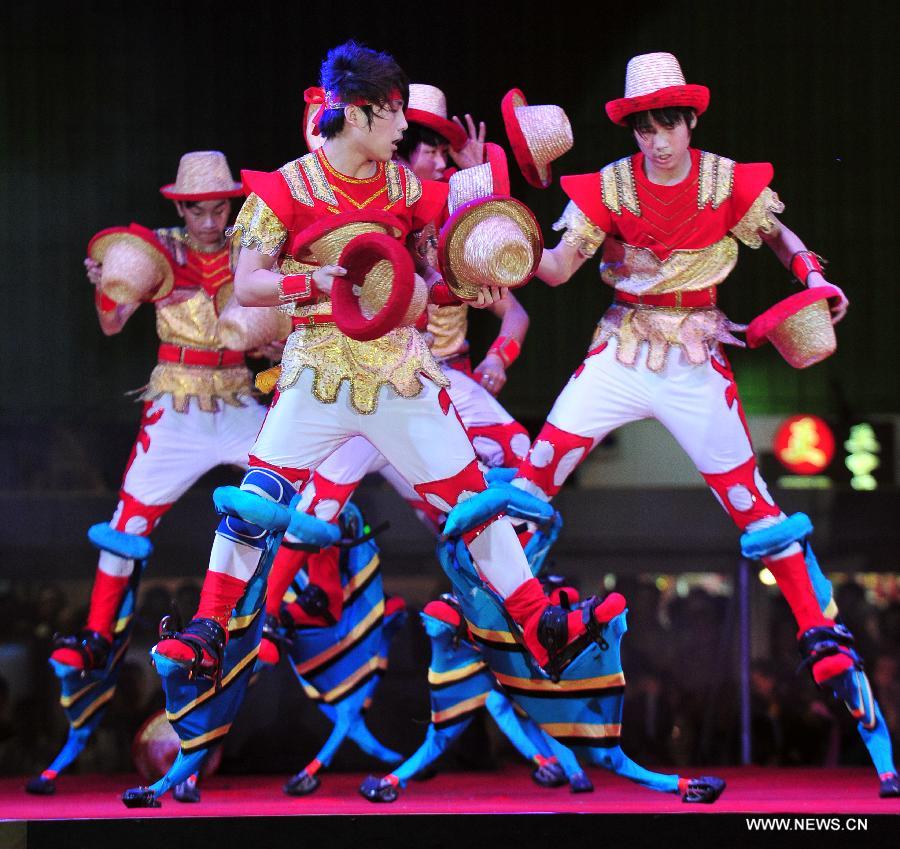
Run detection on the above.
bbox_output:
[449,113,486,170]
[471,286,508,309]
[809,272,848,323]
[311,264,346,297]
[422,330,436,349]
[84,257,102,286]
[473,353,507,396]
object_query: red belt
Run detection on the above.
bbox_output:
[292,313,335,327]
[614,288,717,308]
[158,344,245,367]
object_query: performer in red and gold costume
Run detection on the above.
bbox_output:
[153,43,601,676]
[51,152,280,673]
[510,53,897,795]
[256,87,533,653]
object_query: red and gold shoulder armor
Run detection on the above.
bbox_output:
[560,172,615,233]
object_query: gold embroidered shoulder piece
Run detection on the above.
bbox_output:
[400,164,422,206]
[228,193,288,256]
[730,187,785,248]
[278,159,314,207]
[697,152,736,209]
[600,157,641,217]
[552,201,607,257]
[300,152,338,206]
[384,160,403,205]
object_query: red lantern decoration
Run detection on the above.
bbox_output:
[773,415,835,475]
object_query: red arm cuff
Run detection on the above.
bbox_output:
[278,273,316,305]
[488,335,521,368]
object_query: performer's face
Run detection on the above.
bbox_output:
[408,141,450,181]
[177,200,230,246]
[362,98,408,161]
[632,114,694,176]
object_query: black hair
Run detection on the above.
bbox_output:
[318,40,410,139]
[626,106,696,136]
[395,122,448,162]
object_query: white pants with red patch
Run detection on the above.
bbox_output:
[515,339,783,531]
[100,393,265,577]
[236,369,531,597]
[287,365,530,531]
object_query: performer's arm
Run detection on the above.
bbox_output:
[760,218,849,323]
[474,292,529,395]
[233,248,345,308]
[86,258,140,335]
[537,240,590,287]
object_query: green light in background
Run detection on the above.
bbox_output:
[844,423,880,491]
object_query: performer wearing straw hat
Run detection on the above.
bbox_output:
[153,43,604,678]
[51,151,282,674]
[510,52,898,795]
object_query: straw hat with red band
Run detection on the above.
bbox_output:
[159,151,243,201]
[746,285,841,369]
[438,143,542,301]
[290,210,425,342]
[605,52,710,126]
[501,88,573,189]
[88,223,175,304]
[405,83,468,152]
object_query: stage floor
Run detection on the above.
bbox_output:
[3,766,897,819]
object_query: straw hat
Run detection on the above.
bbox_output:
[746,286,841,368]
[291,210,421,342]
[438,143,542,301]
[88,224,174,304]
[501,88,573,189]
[216,297,292,351]
[303,87,327,153]
[405,84,468,151]
[605,52,709,126]
[159,151,243,201]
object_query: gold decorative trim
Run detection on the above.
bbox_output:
[320,656,381,704]
[385,160,403,204]
[553,200,607,257]
[697,151,735,209]
[403,164,422,206]
[71,688,116,729]
[181,722,232,752]
[730,187,784,248]
[493,671,625,693]
[293,600,384,675]
[342,555,380,601]
[540,721,622,739]
[278,159,314,207]
[600,157,640,216]
[301,151,338,206]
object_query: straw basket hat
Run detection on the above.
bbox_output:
[159,151,243,201]
[216,297,292,352]
[406,84,468,151]
[746,286,841,368]
[605,52,710,126]
[87,224,174,304]
[290,210,424,342]
[438,143,542,301]
[501,88,573,189]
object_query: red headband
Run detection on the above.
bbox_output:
[306,87,403,136]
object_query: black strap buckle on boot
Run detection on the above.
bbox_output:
[295,583,337,626]
[583,598,610,651]
[796,622,860,680]
[537,605,570,684]
[157,617,227,687]
[51,629,112,675]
